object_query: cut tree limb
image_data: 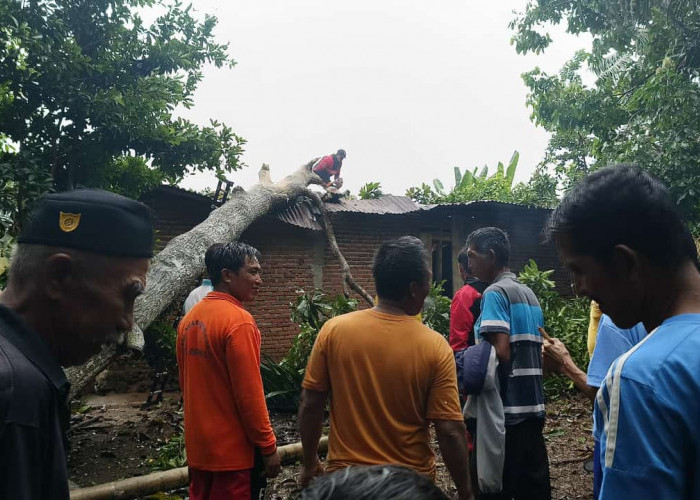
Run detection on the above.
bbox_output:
[305,190,374,306]
[70,437,329,500]
[66,161,370,396]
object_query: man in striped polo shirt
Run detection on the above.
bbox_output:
[466,227,550,499]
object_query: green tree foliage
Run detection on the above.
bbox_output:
[421,280,452,339]
[405,151,558,208]
[358,181,383,200]
[261,289,357,410]
[518,259,590,397]
[511,1,700,222]
[0,0,245,233]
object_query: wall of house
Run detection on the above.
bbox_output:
[143,190,570,361]
[140,189,212,252]
[241,213,422,360]
[451,205,569,294]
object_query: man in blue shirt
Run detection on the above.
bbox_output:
[546,165,700,499]
[467,227,550,499]
[544,315,646,498]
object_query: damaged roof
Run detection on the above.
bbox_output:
[274,195,545,231]
[275,195,422,230]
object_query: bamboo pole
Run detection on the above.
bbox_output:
[70,436,329,500]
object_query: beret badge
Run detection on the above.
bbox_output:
[59,211,81,233]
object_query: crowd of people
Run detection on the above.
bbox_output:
[1,164,699,500]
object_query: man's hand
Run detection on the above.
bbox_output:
[300,456,324,487]
[543,337,574,375]
[262,450,282,478]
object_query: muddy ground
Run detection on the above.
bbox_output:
[68,389,594,499]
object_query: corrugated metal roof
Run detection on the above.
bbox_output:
[274,196,547,230]
[275,202,323,230]
[274,195,422,230]
[324,195,423,214]
[423,199,550,210]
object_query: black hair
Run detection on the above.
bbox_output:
[457,246,469,269]
[301,465,449,500]
[546,165,697,267]
[466,227,510,267]
[207,242,261,286]
[372,236,429,302]
[204,243,224,272]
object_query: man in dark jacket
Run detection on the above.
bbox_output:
[0,189,153,499]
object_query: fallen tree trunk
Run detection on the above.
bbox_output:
[66,161,372,396]
[70,437,329,500]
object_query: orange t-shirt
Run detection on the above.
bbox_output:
[176,292,276,471]
[302,309,463,477]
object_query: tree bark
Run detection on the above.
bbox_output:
[65,161,371,396]
[307,191,374,306]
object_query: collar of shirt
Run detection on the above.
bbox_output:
[492,271,516,284]
[205,291,245,308]
[0,304,70,398]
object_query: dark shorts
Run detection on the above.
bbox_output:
[474,418,551,500]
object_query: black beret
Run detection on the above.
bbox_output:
[18,189,154,258]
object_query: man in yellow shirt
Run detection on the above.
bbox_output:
[299,236,473,499]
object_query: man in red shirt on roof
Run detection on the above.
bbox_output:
[312,149,346,187]
[177,242,281,499]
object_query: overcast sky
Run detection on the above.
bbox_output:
[177,1,589,196]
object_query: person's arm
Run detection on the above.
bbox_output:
[543,338,597,401]
[427,342,474,499]
[434,419,474,500]
[299,388,328,487]
[486,332,511,364]
[299,325,332,487]
[225,322,279,475]
[478,291,511,363]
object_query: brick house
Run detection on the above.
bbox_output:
[141,187,568,359]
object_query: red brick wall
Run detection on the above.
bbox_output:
[142,188,570,360]
[140,188,211,251]
[321,214,421,308]
[241,214,421,360]
[240,218,318,360]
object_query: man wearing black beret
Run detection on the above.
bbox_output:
[0,189,154,499]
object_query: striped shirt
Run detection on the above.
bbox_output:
[594,314,700,499]
[475,272,546,425]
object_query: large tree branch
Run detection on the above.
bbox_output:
[305,190,374,307]
[66,160,325,396]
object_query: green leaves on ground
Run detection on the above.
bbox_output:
[261,289,357,411]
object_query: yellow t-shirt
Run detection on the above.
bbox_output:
[302,309,463,477]
[587,300,602,358]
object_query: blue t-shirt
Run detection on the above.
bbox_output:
[593,314,700,499]
[475,272,545,425]
[586,315,646,388]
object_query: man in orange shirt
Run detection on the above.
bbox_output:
[299,236,474,500]
[177,242,281,499]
